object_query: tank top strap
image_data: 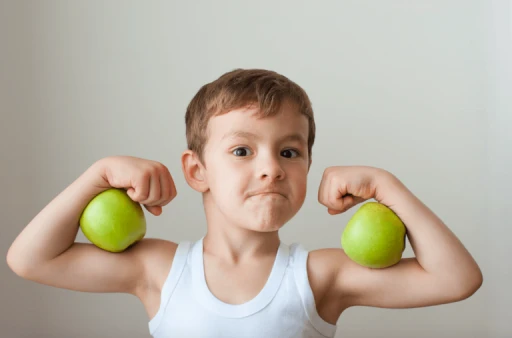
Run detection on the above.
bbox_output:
[148,241,192,334]
[290,243,337,338]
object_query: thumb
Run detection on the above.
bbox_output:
[328,194,366,215]
[126,187,138,201]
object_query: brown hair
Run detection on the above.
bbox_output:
[185,68,315,162]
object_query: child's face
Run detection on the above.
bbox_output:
[202,101,311,233]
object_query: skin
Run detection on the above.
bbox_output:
[6,101,483,326]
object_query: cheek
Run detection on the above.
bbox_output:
[289,166,308,200]
[208,162,248,197]
[296,181,308,203]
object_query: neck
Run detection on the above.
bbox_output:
[203,227,280,262]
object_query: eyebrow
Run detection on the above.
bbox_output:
[222,131,307,144]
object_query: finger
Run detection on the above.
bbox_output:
[148,171,168,207]
[352,195,366,206]
[169,173,177,200]
[155,172,170,206]
[142,175,160,207]
[160,168,177,207]
[141,169,160,206]
[127,173,150,203]
[145,205,162,216]
[317,174,332,207]
[328,208,343,215]
[333,194,366,214]
[325,182,347,211]
[126,187,137,201]
[317,169,329,203]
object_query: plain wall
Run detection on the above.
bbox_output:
[1,1,509,337]
[485,0,512,336]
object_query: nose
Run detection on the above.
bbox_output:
[257,153,285,181]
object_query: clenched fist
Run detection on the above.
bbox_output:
[318,166,392,215]
[94,156,177,216]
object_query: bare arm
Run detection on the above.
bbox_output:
[6,157,177,296]
[314,167,483,313]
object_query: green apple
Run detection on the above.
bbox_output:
[341,202,406,269]
[79,188,146,253]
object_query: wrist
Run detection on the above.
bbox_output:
[82,158,112,191]
[373,169,408,203]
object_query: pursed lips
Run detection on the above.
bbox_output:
[249,191,285,198]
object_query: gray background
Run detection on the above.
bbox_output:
[1,1,510,337]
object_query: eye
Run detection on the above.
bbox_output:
[232,147,253,157]
[281,149,299,158]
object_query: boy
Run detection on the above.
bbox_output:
[7,69,483,337]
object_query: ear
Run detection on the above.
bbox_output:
[308,158,313,172]
[181,150,209,193]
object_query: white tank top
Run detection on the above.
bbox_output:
[148,238,337,338]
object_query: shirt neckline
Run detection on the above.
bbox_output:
[191,237,290,318]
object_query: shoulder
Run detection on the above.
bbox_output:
[131,238,178,268]
[127,238,185,319]
[282,245,355,323]
[132,238,178,259]
[128,238,179,296]
[306,248,347,295]
[306,247,355,316]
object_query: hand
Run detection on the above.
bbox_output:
[94,156,177,216]
[318,166,390,215]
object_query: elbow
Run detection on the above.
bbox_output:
[6,248,21,277]
[467,268,484,297]
[6,247,34,279]
[452,267,484,301]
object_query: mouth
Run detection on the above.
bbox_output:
[250,191,285,198]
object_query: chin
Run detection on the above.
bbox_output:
[245,222,285,233]
[242,213,291,233]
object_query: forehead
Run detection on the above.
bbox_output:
[207,103,309,142]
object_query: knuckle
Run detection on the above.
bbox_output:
[330,175,338,185]
[147,165,159,177]
[151,161,165,173]
[158,162,168,172]
[138,190,150,201]
[140,168,151,179]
